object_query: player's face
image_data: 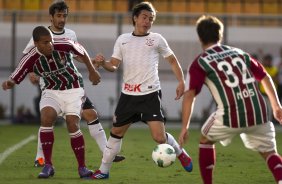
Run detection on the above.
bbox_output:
[35,35,54,57]
[50,9,68,31]
[133,10,154,35]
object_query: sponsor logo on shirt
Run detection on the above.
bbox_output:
[124,83,141,92]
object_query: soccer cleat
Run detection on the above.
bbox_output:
[89,170,109,179]
[38,164,55,178]
[113,155,126,162]
[78,166,93,178]
[34,157,45,167]
[178,149,193,172]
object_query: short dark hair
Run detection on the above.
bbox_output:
[196,15,224,45]
[49,0,69,16]
[131,1,156,26]
[32,26,52,42]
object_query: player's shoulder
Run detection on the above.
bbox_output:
[64,28,76,35]
[53,37,75,47]
[54,37,71,43]
[116,33,132,43]
[63,27,77,41]
[118,32,132,39]
[22,47,39,61]
[149,32,162,37]
[148,32,165,39]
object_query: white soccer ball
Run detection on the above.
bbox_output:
[152,143,176,168]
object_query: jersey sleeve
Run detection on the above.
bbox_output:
[10,52,37,84]
[185,56,206,95]
[23,37,35,54]
[54,39,86,57]
[111,36,123,60]
[157,34,174,58]
[249,56,267,81]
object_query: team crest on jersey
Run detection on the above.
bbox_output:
[59,54,67,65]
[145,38,154,46]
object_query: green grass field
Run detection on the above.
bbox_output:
[0,124,281,184]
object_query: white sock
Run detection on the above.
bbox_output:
[100,136,122,174]
[88,123,107,153]
[166,132,182,156]
[35,127,44,160]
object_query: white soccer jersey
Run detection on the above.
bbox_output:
[113,32,174,95]
[23,27,77,54]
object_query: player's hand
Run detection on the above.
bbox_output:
[28,72,39,85]
[273,107,282,124]
[175,81,185,100]
[94,54,106,67]
[91,58,100,69]
[2,80,15,90]
[178,129,189,148]
[89,69,101,85]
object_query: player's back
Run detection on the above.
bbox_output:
[197,44,268,128]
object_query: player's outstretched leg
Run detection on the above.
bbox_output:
[199,143,215,183]
[69,130,93,178]
[266,153,282,183]
[166,132,193,172]
[88,119,126,163]
[90,134,123,179]
[34,127,45,167]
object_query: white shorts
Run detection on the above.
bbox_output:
[40,88,85,119]
[201,111,277,153]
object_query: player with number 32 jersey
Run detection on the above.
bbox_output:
[186,44,268,128]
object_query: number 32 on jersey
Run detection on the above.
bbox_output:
[217,57,255,100]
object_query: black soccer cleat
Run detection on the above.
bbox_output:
[113,155,126,162]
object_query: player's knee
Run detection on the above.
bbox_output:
[200,135,214,144]
[82,109,98,122]
[153,134,166,144]
[110,127,126,137]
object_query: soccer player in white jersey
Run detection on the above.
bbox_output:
[179,15,282,184]
[24,0,125,167]
[91,2,193,179]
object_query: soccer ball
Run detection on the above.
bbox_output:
[152,144,176,168]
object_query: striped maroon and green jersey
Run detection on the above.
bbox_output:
[10,38,85,90]
[187,44,269,128]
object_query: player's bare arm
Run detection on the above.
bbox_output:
[79,53,101,85]
[179,89,196,147]
[261,74,282,123]
[2,80,15,90]
[166,54,185,100]
[94,54,120,72]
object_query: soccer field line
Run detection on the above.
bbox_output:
[0,134,36,165]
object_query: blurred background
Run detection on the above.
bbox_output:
[1,0,282,125]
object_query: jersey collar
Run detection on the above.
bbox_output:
[132,32,150,37]
[35,47,44,55]
[48,26,65,35]
[205,43,221,50]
